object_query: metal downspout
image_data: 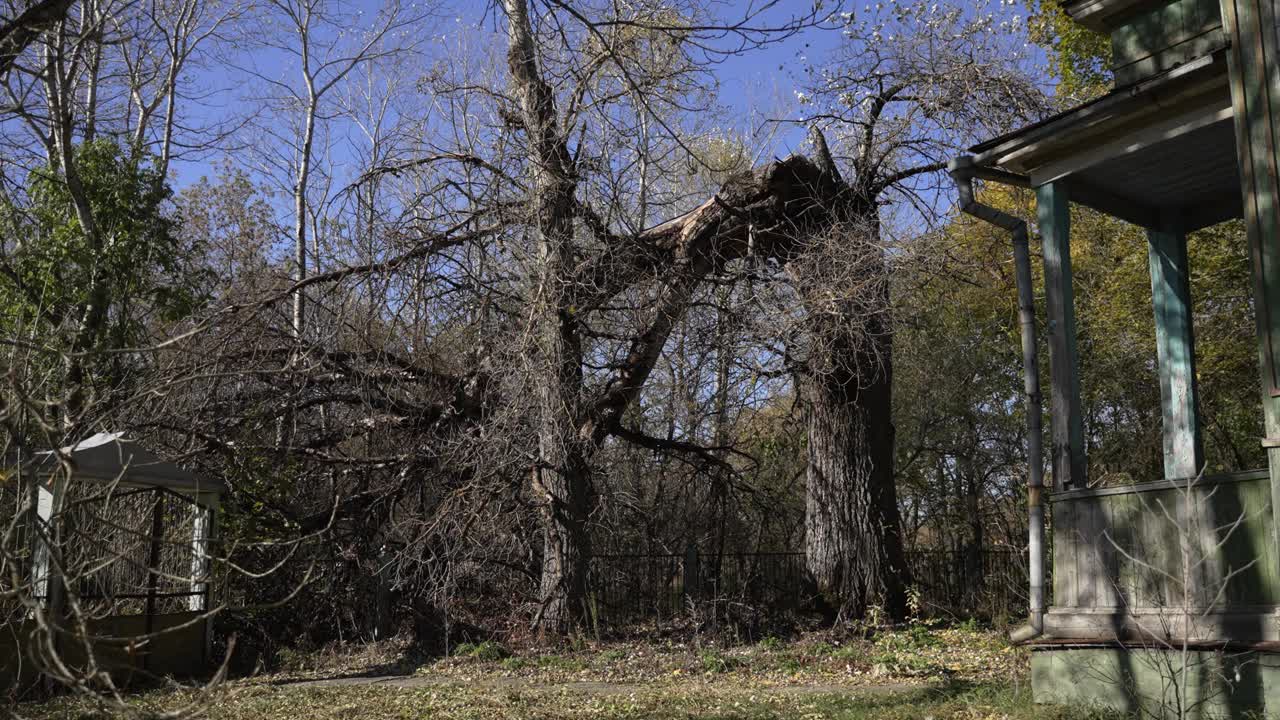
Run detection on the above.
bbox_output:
[947,156,1046,642]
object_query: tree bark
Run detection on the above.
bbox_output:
[802,318,909,621]
[962,450,985,607]
[527,178,592,633]
[503,0,592,636]
[532,439,593,634]
[798,194,910,622]
[293,52,316,342]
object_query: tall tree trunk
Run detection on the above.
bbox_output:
[961,443,984,608]
[799,206,909,622]
[503,0,591,636]
[292,90,316,342]
[81,1,100,144]
[528,172,591,635]
[45,25,106,429]
[802,327,909,621]
[711,294,732,578]
[533,437,593,634]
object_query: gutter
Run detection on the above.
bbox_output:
[947,156,1046,643]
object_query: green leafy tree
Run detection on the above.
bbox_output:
[894,187,1033,558]
[1025,0,1112,97]
[0,139,205,410]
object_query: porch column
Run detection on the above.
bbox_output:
[1147,222,1204,479]
[1221,0,1280,551]
[1038,181,1087,490]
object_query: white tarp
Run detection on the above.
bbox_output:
[24,432,222,494]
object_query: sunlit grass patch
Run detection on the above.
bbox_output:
[409,622,1027,685]
[20,624,1066,719]
[30,680,1124,720]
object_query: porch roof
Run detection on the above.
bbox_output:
[1058,0,1149,31]
[970,51,1242,231]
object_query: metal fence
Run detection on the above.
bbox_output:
[588,548,1030,628]
[588,551,806,626]
[907,548,1029,619]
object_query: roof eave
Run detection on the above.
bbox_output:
[969,51,1230,175]
[1060,0,1148,32]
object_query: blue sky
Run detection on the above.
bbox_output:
[167,0,848,193]
[163,0,1045,245]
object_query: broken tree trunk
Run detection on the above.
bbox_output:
[499,6,909,630]
[586,146,911,623]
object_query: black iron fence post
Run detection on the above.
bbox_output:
[683,542,700,606]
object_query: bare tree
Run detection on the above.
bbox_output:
[0,0,73,78]
[242,0,426,341]
[490,0,837,634]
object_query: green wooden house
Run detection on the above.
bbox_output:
[954,1,1280,715]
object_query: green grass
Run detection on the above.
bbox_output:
[32,680,1125,719]
[698,648,740,674]
[757,636,783,652]
[23,625,1097,718]
[452,640,511,662]
[597,648,628,663]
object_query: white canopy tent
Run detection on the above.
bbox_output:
[24,432,223,493]
[23,432,221,615]
[0,433,223,683]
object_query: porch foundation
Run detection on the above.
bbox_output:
[1032,644,1280,718]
